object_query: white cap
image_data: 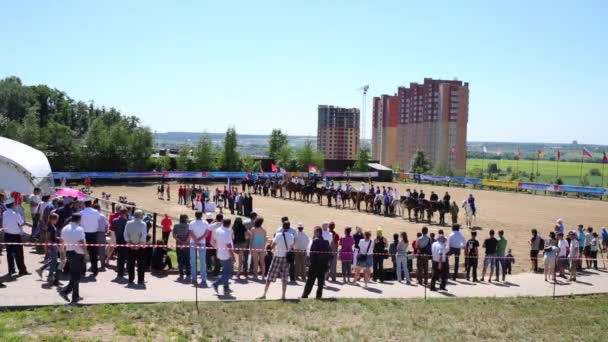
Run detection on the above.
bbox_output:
[297,223,304,228]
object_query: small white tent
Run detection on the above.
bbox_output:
[0,136,54,194]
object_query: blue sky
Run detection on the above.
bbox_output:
[1,0,607,144]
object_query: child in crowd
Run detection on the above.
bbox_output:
[505,249,515,275]
[151,240,173,273]
[264,244,274,277]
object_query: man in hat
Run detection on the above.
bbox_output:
[430,230,449,291]
[293,223,309,281]
[2,197,29,276]
[59,213,86,304]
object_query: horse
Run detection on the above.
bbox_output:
[399,196,419,221]
[364,193,376,213]
[462,200,477,229]
[315,187,325,205]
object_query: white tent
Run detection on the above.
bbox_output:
[0,136,54,194]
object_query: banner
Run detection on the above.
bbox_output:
[323,171,344,178]
[420,175,452,182]
[519,182,560,192]
[347,171,378,178]
[561,185,606,196]
[482,179,520,189]
[450,177,483,185]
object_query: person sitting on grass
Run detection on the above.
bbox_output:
[151,240,173,273]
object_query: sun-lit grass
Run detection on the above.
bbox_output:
[1,296,608,341]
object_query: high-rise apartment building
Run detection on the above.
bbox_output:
[372,94,399,168]
[372,78,469,176]
[317,105,360,160]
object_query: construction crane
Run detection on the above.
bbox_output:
[357,85,369,143]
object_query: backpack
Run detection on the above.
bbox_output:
[538,236,545,250]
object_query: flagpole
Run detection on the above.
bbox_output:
[602,161,605,188]
[579,156,584,185]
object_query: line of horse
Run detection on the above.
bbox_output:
[241,178,477,227]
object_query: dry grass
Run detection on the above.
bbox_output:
[1,296,607,341]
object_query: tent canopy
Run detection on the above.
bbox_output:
[0,137,53,194]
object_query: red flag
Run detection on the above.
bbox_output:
[582,147,592,158]
[557,149,561,161]
[270,163,278,172]
[603,151,608,163]
[450,147,456,155]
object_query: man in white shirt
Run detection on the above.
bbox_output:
[28,188,42,233]
[430,232,449,291]
[293,223,310,281]
[568,231,580,281]
[189,211,209,287]
[557,232,568,278]
[124,210,148,285]
[60,213,86,303]
[211,218,234,294]
[80,199,101,276]
[359,182,367,194]
[93,204,108,270]
[447,224,466,280]
[2,199,29,275]
[258,221,295,300]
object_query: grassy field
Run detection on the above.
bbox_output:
[1,296,608,341]
[467,158,607,187]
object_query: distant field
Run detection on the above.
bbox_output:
[2,296,608,341]
[467,158,607,187]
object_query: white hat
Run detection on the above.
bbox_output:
[557,218,563,223]
[297,223,304,228]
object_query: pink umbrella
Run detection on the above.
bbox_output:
[55,187,88,199]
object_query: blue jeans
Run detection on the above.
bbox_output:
[190,241,207,283]
[40,245,58,280]
[214,259,233,288]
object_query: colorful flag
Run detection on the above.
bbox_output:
[308,165,320,175]
[450,147,456,155]
[603,151,608,163]
[482,146,488,153]
[270,163,278,172]
[582,147,593,158]
[557,149,561,161]
[537,149,544,158]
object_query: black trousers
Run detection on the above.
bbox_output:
[115,244,128,277]
[466,257,478,280]
[127,248,146,283]
[162,232,170,246]
[449,248,461,279]
[65,251,83,300]
[373,256,384,281]
[4,233,27,274]
[416,255,429,285]
[302,265,326,299]
[85,232,98,275]
[431,260,449,289]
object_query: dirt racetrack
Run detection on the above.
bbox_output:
[93,181,608,275]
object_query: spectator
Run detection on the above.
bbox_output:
[258,221,294,300]
[301,227,332,299]
[172,214,191,280]
[584,227,593,269]
[112,208,129,279]
[188,211,209,287]
[430,231,449,291]
[150,240,172,272]
[601,227,608,251]
[416,227,432,286]
[232,217,248,279]
[35,213,60,286]
[395,232,410,284]
[327,222,339,282]
[250,217,267,280]
[2,198,28,276]
[543,243,558,282]
[339,227,354,284]
[447,224,466,280]
[389,233,399,278]
[93,203,108,270]
[353,230,374,288]
[59,213,86,304]
[125,210,148,286]
[372,228,388,283]
[161,214,173,246]
[495,230,508,282]
[505,249,515,275]
[556,233,568,278]
[481,229,498,282]
[465,231,479,282]
[212,219,235,295]
[353,226,364,248]
[294,223,310,281]
[80,199,100,277]
[589,232,599,270]
[529,229,542,273]
[568,231,580,281]
[105,204,121,266]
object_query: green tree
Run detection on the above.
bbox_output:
[156,156,172,171]
[296,140,324,171]
[353,146,370,171]
[41,121,76,171]
[434,163,454,176]
[241,155,259,172]
[17,108,41,148]
[193,133,217,171]
[268,129,289,160]
[276,145,293,169]
[220,127,241,171]
[409,150,432,174]
[176,149,193,171]
[126,127,154,171]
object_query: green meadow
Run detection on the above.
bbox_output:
[466,158,607,187]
